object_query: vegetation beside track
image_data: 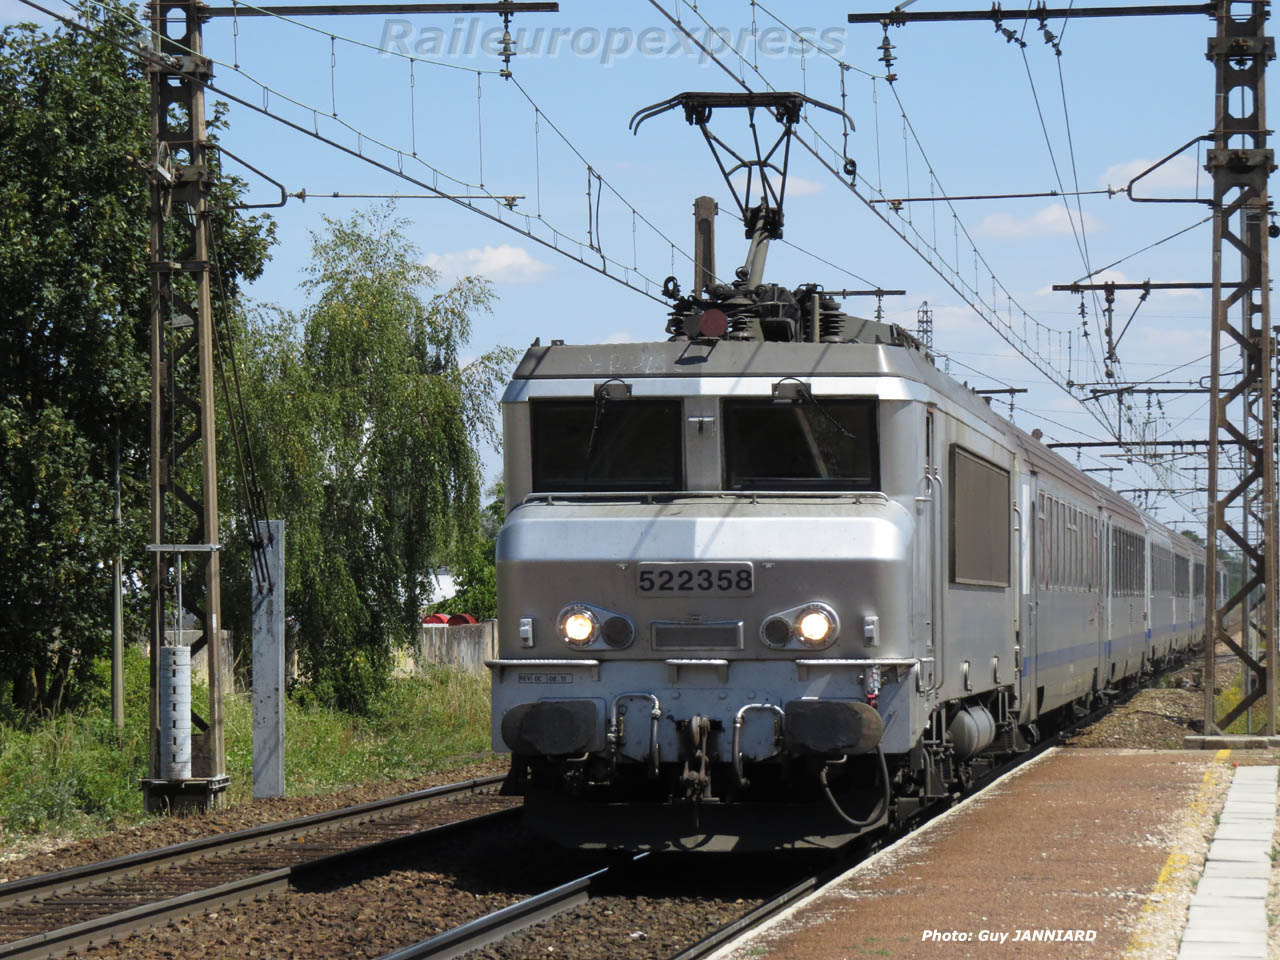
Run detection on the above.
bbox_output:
[0,647,493,840]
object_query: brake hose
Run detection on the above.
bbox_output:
[819,746,891,828]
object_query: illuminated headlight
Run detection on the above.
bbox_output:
[561,608,597,646]
[759,602,840,649]
[798,609,834,644]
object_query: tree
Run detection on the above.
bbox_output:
[433,483,504,621]
[0,3,273,716]
[225,206,513,712]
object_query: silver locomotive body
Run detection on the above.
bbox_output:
[489,334,1034,850]
[489,330,1207,851]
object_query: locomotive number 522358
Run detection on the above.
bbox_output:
[637,562,754,596]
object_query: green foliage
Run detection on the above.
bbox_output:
[435,538,498,621]
[433,484,504,621]
[0,646,494,837]
[0,2,273,715]
[0,407,116,714]
[0,646,150,835]
[243,666,493,794]
[221,206,514,713]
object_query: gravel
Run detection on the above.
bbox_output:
[466,854,821,960]
[0,794,518,943]
[0,756,509,884]
[70,818,606,960]
[1066,687,1205,750]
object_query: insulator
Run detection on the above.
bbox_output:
[820,310,845,341]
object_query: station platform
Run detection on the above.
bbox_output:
[710,748,1278,960]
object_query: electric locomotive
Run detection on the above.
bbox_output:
[485,93,1207,851]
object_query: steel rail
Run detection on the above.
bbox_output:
[0,773,504,911]
[670,870,834,960]
[0,806,519,960]
[378,853,645,960]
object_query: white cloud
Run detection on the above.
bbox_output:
[781,175,826,197]
[1155,286,1205,301]
[1099,155,1200,194]
[424,244,552,284]
[601,331,641,344]
[976,204,1103,239]
[730,173,825,198]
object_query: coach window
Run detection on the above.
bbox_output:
[721,398,879,491]
[1070,507,1079,589]
[1038,493,1048,588]
[1050,499,1059,588]
[949,446,1011,587]
[1175,556,1190,598]
[530,397,683,492]
[1089,517,1098,590]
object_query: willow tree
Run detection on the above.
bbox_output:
[228,206,513,712]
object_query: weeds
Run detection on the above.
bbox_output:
[0,648,494,839]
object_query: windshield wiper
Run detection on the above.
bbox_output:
[583,379,631,480]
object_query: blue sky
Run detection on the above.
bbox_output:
[4,0,1250,527]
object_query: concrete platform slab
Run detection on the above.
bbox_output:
[1219,809,1273,820]
[710,749,1235,960]
[1201,860,1271,880]
[1180,925,1267,942]
[1186,894,1267,910]
[1176,943,1267,959]
[1206,839,1271,862]
[1184,904,1267,928]
[1212,823,1274,841]
[1191,877,1269,899]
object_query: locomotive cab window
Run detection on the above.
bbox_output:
[721,398,879,491]
[530,398,683,492]
[949,446,1011,587]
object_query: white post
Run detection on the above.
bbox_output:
[158,645,192,780]
[252,520,286,798]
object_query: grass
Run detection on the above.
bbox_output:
[0,647,494,840]
[1213,672,1260,735]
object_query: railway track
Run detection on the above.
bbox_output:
[0,649,1221,960]
[0,775,513,960]
[376,654,1214,960]
[375,851,829,960]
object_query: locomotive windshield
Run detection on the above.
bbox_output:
[722,398,879,491]
[530,398,683,492]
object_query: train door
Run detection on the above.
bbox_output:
[1101,516,1113,686]
[1019,469,1038,722]
[928,408,944,690]
[1094,507,1105,683]
[1143,539,1152,668]
[915,408,938,690]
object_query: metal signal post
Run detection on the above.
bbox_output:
[144,0,228,811]
[1203,0,1276,735]
[139,0,560,811]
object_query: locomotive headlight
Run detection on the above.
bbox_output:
[562,609,597,646]
[798,609,833,644]
[760,602,839,649]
